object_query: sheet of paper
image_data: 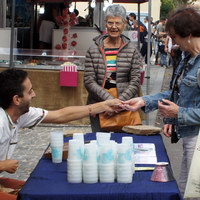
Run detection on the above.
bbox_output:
[134,143,157,164]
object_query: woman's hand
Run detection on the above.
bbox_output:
[120,97,145,111]
[158,99,179,118]
[163,124,172,137]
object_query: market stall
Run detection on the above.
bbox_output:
[3,0,151,124]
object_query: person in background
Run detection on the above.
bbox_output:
[84,4,142,132]
[128,12,147,44]
[0,68,119,200]
[140,16,152,64]
[38,3,63,49]
[121,6,200,199]
[155,18,167,66]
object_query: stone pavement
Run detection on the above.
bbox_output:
[1,64,182,183]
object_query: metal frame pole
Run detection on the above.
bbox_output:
[146,0,152,124]
[9,0,15,68]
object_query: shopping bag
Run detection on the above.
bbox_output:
[99,88,142,132]
[184,132,200,198]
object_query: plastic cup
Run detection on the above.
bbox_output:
[83,175,98,184]
[96,132,111,144]
[117,144,133,164]
[67,176,82,183]
[98,143,114,164]
[68,139,83,160]
[73,133,84,143]
[117,176,132,183]
[51,145,63,163]
[50,131,64,147]
[83,143,98,163]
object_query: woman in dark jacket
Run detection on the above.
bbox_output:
[84,4,142,132]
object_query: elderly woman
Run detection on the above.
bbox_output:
[84,4,142,132]
[122,6,200,197]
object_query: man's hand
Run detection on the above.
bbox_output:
[90,99,122,116]
[158,99,179,118]
[163,124,172,137]
[0,160,19,173]
[120,97,145,111]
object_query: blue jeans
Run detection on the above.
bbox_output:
[160,52,167,66]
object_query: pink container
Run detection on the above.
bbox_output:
[59,71,78,87]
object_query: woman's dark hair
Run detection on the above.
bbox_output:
[0,68,28,109]
[166,6,200,38]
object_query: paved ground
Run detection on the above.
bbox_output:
[0,64,182,184]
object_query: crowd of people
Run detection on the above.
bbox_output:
[1,3,200,200]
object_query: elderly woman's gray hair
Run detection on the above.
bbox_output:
[105,4,127,21]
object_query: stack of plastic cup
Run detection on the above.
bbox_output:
[122,136,135,174]
[116,143,133,183]
[67,139,83,183]
[50,131,64,163]
[99,143,115,183]
[83,143,98,183]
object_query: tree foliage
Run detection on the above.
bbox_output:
[174,0,197,6]
[160,0,198,18]
[160,0,175,18]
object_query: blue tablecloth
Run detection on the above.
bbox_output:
[17,133,182,200]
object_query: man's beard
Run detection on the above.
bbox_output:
[19,101,30,115]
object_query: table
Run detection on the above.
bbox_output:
[17,133,182,200]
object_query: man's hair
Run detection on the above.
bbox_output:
[105,4,127,21]
[166,6,200,38]
[0,68,28,109]
[129,13,136,20]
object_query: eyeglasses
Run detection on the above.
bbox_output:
[106,21,124,27]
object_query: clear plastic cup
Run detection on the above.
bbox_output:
[83,176,98,184]
[51,145,63,163]
[73,133,84,143]
[68,139,83,160]
[83,143,98,163]
[50,131,64,147]
[67,176,82,183]
[117,176,132,183]
[117,143,133,164]
[96,132,111,145]
[98,143,114,164]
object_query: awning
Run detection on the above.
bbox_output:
[27,0,148,3]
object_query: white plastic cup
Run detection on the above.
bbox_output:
[98,143,114,164]
[50,131,64,146]
[51,145,63,163]
[83,143,98,163]
[99,163,115,183]
[73,133,84,143]
[83,163,98,183]
[121,137,135,173]
[83,175,98,184]
[117,164,133,176]
[67,159,82,183]
[68,139,83,160]
[96,132,111,145]
[117,175,132,183]
[67,176,82,183]
[117,143,133,164]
